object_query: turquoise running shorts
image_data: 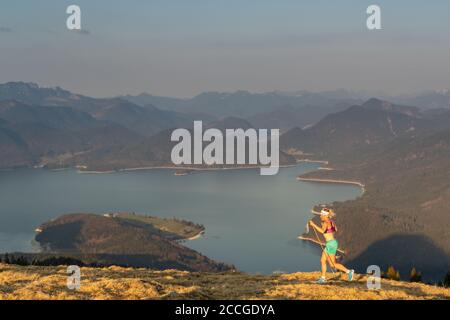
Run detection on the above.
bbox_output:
[325,239,338,255]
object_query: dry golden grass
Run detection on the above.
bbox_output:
[0,263,448,300]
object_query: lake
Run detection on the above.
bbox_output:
[0,163,361,274]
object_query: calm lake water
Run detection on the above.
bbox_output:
[0,164,361,274]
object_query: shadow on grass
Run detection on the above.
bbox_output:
[348,234,450,283]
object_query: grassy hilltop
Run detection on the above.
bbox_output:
[0,263,448,300]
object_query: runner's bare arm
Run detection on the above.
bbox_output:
[309,221,326,234]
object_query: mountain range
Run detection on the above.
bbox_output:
[281,98,450,163]
[0,82,305,170]
[123,88,450,132]
[122,90,364,130]
[392,90,450,110]
[0,82,199,137]
[0,100,142,168]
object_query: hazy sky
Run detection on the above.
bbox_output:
[1,0,450,97]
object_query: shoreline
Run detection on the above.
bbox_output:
[2,159,328,175]
[185,230,205,241]
[296,176,365,194]
[76,164,298,175]
[296,159,329,165]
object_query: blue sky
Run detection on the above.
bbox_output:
[1,0,450,97]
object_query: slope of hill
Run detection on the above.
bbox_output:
[285,100,450,281]
[87,98,192,137]
[121,93,189,112]
[248,103,351,132]
[205,116,254,131]
[0,124,31,168]
[0,264,448,300]
[0,100,97,130]
[58,118,296,172]
[0,100,143,169]
[281,98,449,164]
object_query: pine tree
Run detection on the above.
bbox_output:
[386,266,400,281]
[443,271,450,288]
[409,267,422,283]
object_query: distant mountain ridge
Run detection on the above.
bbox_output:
[0,82,78,106]
[248,103,351,132]
[122,89,364,119]
[281,98,450,163]
[393,90,450,110]
[0,82,195,137]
